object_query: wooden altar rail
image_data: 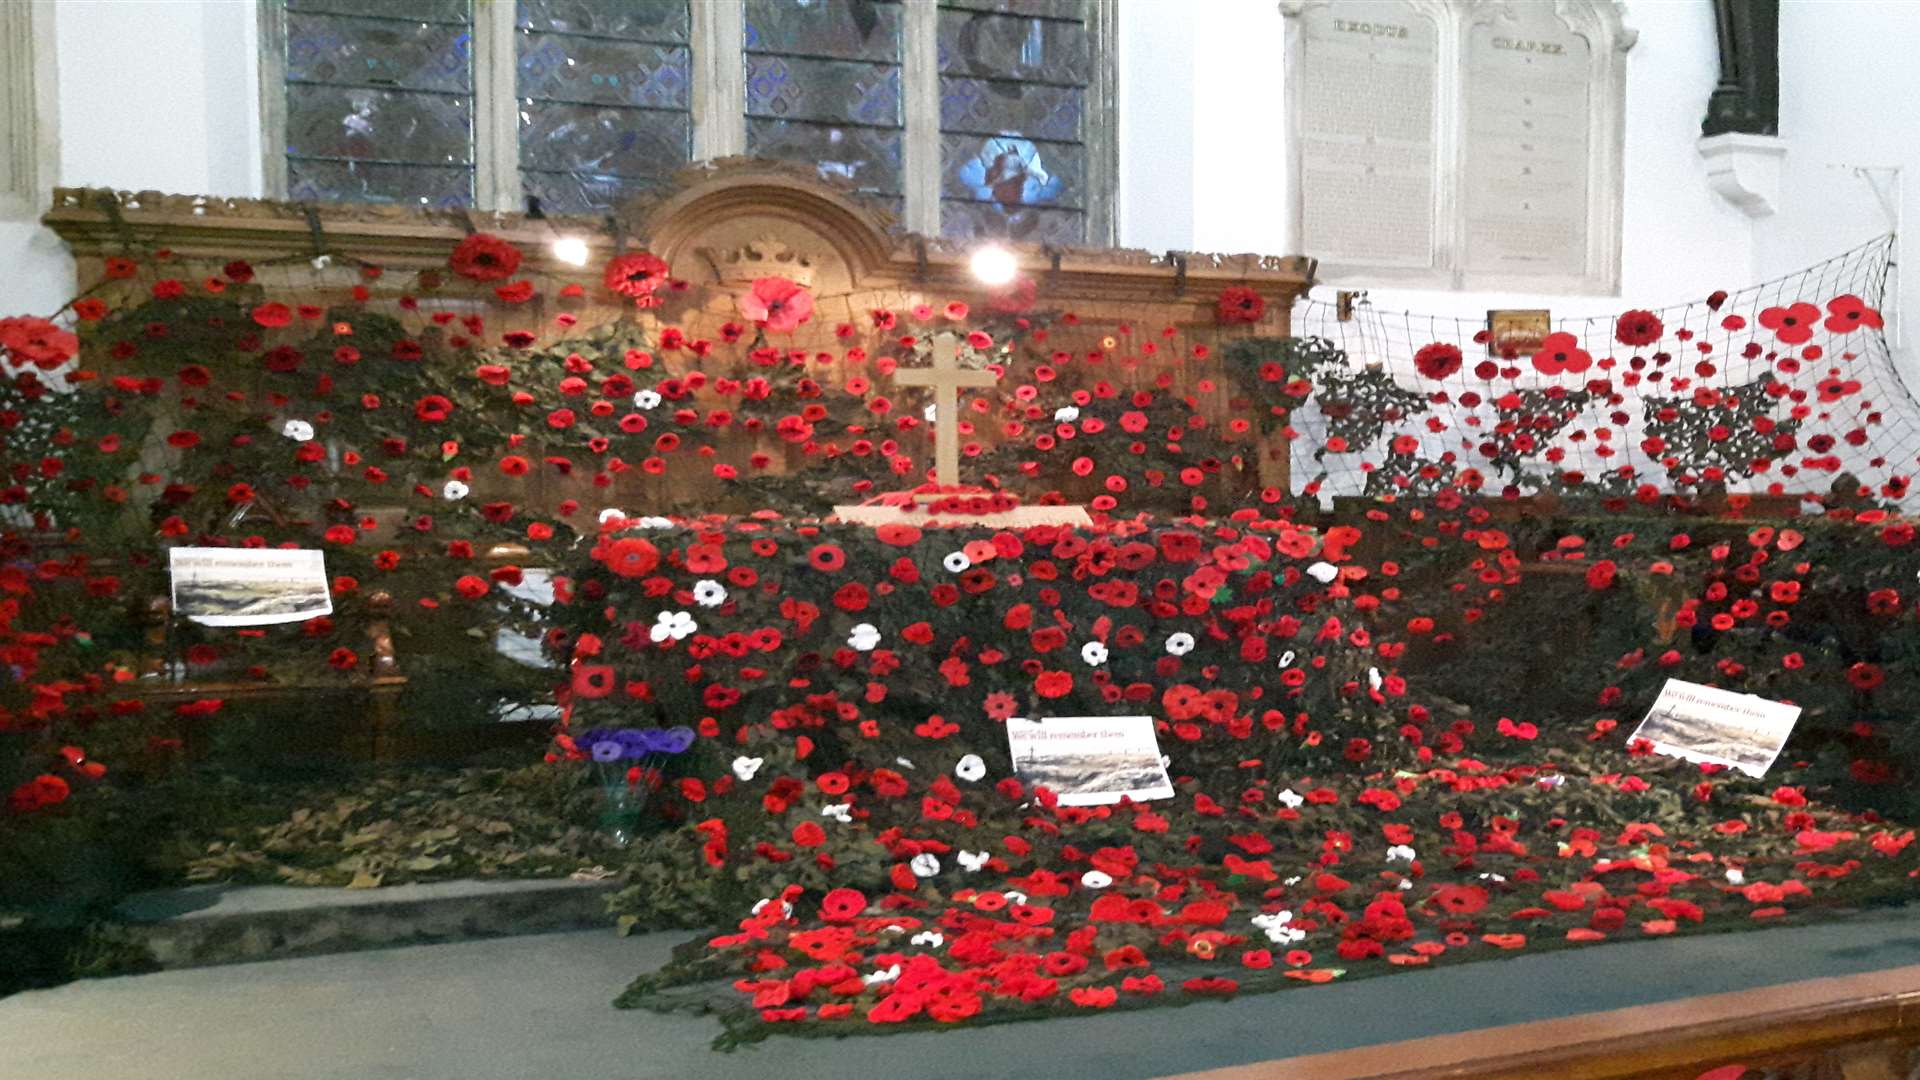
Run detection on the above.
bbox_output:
[1165,963,1920,1080]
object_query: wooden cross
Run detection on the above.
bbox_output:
[894,331,994,486]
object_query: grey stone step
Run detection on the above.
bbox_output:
[112,877,616,970]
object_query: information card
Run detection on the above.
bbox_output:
[1005,716,1175,807]
[1629,678,1802,778]
[168,547,333,627]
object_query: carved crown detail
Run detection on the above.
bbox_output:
[701,237,819,287]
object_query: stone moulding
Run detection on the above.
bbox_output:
[42,158,1314,316]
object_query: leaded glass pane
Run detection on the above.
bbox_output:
[515,0,688,42]
[515,0,692,213]
[939,132,1081,207]
[749,119,903,195]
[745,56,901,126]
[939,198,1084,244]
[517,34,689,109]
[288,0,469,24]
[744,0,901,62]
[937,7,1089,85]
[289,159,474,207]
[518,102,689,177]
[283,4,475,205]
[738,1,903,203]
[939,77,1081,141]
[286,13,473,93]
[287,83,474,164]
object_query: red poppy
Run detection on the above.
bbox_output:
[808,543,846,572]
[1758,302,1821,345]
[601,537,660,578]
[251,302,293,328]
[1413,342,1462,380]
[1824,294,1883,334]
[1428,884,1489,916]
[1531,332,1591,376]
[448,233,522,281]
[1847,662,1885,692]
[603,252,670,300]
[739,277,815,333]
[1215,287,1264,324]
[820,887,867,922]
[414,395,454,423]
[0,317,79,369]
[571,664,615,698]
[1613,309,1663,347]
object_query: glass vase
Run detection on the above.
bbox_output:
[598,783,648,847]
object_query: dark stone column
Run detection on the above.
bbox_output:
[1704,0,1780,137]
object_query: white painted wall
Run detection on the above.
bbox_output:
[1759,0,1917,352]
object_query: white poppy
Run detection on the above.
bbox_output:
[1275,788,1305,809]
[633,389,662,410]
[895,757,916,770]
[1080,641,1109,666]
[1164,632,1195,656]
[634,515,672,529]
[909,853,941,878]
[923,402,938,423]
[1003,890,1028,906]
[731,756,764,782]
[1277,650,1296,668]
[821,803,852,823]
[862,965,902,987]
[649,610,697,642]
[954,754,986,782]
[1053,405,1080,423]
[848,623,881,651]
[1080,870,1113,890]
[957,850,990,872]
[910,931,945,949]
[441,479,470,501]
[1367,667,1383,691]
[1251,911,1306,944]
[1478,872,1507,883]
[693,580,728,608]
[280,419,314,442]
[1306,561,1339,584]
[597,508,630,526]
[1725,867,1745,885]
[1385,845,1416,863]
[1537,774,1566,789]
[942,551,971,573]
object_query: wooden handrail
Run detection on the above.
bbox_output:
[1162,963,1920,1080]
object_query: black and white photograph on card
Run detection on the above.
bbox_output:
[168,547,333,627]
[1004,715,1175,807]
[1628,677,1803,778]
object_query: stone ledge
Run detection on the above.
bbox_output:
[113,877,616,970]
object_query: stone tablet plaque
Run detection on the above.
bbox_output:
[1462,3,1592,278]
[1296,0,1441,270]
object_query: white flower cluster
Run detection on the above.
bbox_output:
[1251,910,1307,944]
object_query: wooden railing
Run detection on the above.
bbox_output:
[1165,964,1920,1080]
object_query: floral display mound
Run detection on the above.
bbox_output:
[559,516,1920,1047]
[5,224,1920,1043]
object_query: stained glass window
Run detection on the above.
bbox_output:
[514,0,693,214]
[282,0,477,207]
[743,0,905,219]
[937,0,1089,244]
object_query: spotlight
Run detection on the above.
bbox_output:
[551,235,590,267]
[969,245,1018,286]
